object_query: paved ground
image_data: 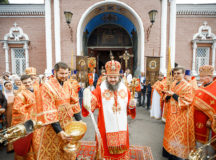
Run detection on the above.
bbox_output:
[0,107,167,160]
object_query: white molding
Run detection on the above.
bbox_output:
[160,0,168,75]
[76,0,145,72]
[169,0,176,68]
[3,42,9,72]
[192,22,216,76]
[4,22,29,41]
[3,23,30,73]
[176,4,216,15]
[45,0,53,76]
[193,21,216,40]
[54,0,61,63]
[0,4,44,16]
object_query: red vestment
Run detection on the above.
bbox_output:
[193,80,216,147]
[12,89,38,160]
[82,81,136,159]
[37,77,80,160]
[163,80,195,159]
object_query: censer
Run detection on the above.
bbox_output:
[189,136,216,160]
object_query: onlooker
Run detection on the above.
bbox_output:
[3,81,15,127]
[13,77,22,90]
[0,90,7,131]
[78,82,85,109]
[3,81,15,152]
[0,78,3,91]
[2,73,10,82]
[138,72,146,107]
[146,81,152,110]
[125,69,132,84]
[93,68,98,88]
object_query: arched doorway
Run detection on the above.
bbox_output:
[85,22,135,73]
[77,0,145,74]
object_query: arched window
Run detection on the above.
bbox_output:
[3,22,29,75]
[192,21,216,76]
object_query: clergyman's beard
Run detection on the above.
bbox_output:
[106,80,120,91]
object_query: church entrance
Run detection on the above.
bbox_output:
[88,48,133,74]
[85,23,135,74]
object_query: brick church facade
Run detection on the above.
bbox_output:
[0,0,215,76]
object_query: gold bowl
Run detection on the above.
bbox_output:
[63,121,87,153]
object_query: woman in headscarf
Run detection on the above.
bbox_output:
[3,81,15,152]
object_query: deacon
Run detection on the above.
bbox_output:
[82,60,136,159]
[162,67,195,160]
[37,62,81,160]
[193,65,216,156]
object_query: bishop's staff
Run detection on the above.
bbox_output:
[83,89,104,160]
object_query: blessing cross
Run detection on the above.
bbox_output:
[130,78,139,98]
[119,50,134,69]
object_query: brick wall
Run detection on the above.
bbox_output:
[0,17,46,75]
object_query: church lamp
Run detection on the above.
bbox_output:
[148,10,158,24]
[146,10,158,41]
[64,11,73,24]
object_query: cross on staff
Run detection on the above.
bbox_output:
[119,50,134,69]
[130,78,139,98]
[110,50,114,60]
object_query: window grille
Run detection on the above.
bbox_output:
[11,48,26,75]
[195,47,209,74]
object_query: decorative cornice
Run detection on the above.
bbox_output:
[176,4,216,16]
[0,4,44,16]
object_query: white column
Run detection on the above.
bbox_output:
[45,0,53,76]
[212,41,216,75]
[54,0,61,63]
[3,42,9,72]
[192,42,197,76]
[24,42,29,68]
[160,0,168,75]
[169,0,176,68]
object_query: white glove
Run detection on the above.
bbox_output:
[83,88,92,111]
[129,99,137,109]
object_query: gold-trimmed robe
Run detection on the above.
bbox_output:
[12,89,38,160]
[163,80,195,159]
[37,77,80,160]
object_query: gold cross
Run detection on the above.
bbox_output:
[119,50,134,69]
[129,78,139,98]
[112,103,121,113]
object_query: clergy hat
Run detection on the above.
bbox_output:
[185,70,191,76]
[25,67,36,76]
[199,65,214,76]
[105,60,121,75]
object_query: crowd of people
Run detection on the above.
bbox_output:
[0,60,215,160]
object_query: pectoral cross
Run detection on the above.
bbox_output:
[119,50,134,69]
[112,103,121,113]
